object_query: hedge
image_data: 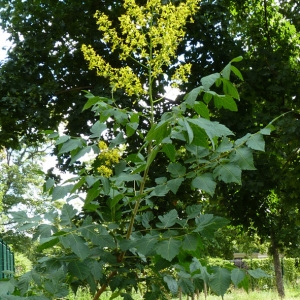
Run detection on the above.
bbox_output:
[208,257,300,290]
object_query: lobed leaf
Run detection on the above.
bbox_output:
[213,163,242,184]
[164,275,178,295]
[191,173,216,196]
[209,267,231,297]
[59,234,90,260]
[230,147,256,170]
[246,133,265,151]
[157,209,178,228]
[156,238,181,261]
[231,268,246,287]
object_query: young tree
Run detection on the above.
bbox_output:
[1,1,270,299]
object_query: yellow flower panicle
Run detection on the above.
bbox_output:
[81,0,200,96]
[171,63,192,87]
[96,141,122,177]
[98,141,108,150]
[97,165,113,178]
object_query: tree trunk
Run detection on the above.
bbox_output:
[271,233,285,299]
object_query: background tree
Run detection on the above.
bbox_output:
[198,1,300,298]
[0,142,51,258]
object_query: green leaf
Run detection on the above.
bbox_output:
[183,119,194,144]
[52,184,74,201]
[80,224,108,245]
[184,86,202,105]
[188,123,209,148]
[231,147,256,170]
[238,274,249,291]
[157,209,178,228]
[178,277,194,295]
[150,184,170,197]
[109,193,124,208]
[167,178,184,194]
[141,211,155,228]
[94,234,116,248]
[209,267,231,297]
[143,146,159,172]
[85,184,100,205]
[182,234,200,251]
[221,63,231,80]
[260,126,274,135]
[132,235,159,256]
[68,261,91,280]
[58,138,84,154]
[156,238,181,261]
[230,65,244,81]
[56,135,70,145]
[222,78,240,100]
[193,214,213,232]
[36,224,57,239]
[203,91,214,103]
[234,133,251,147]
[156,177,167,184]
[188,118,234,148]
[214,94,238,111]
[45,178,55,191]
[194,214,229,238]
[126,122,139,137]
[201,73,220,90]
[191,173,216,196]
[162,143,176,162]
[111,132,126,146]
[83,93,109,110]
[213,163,242,184]
[145,120,169,143]
[0,279,16,295]
[246,133,265,151]
[193,101,210,119]
[120,293,134,300]
[60,204,77,226]
[186,205,202,219]
[248,268,270,279]
[87,260,103,281]
[231,56,243,63]
[59,234,90,260]
[167,163,186,177]
[216,137,233,153]
[70,146,94,165]
[89,121,107,138]
[37,237,60,252]
[164,275,178,295]
[231,268,246,287]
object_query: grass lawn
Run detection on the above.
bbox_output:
[69,287,300,299]
[203,288,300,300]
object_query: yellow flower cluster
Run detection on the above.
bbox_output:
[97,165,113,178]
[81,0,200,96]
[96,141,122,177]
[171,63,192,87]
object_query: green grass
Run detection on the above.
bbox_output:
[203,288,300,300]
[68,287,300,300]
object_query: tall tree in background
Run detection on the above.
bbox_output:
[201,1,299,298]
